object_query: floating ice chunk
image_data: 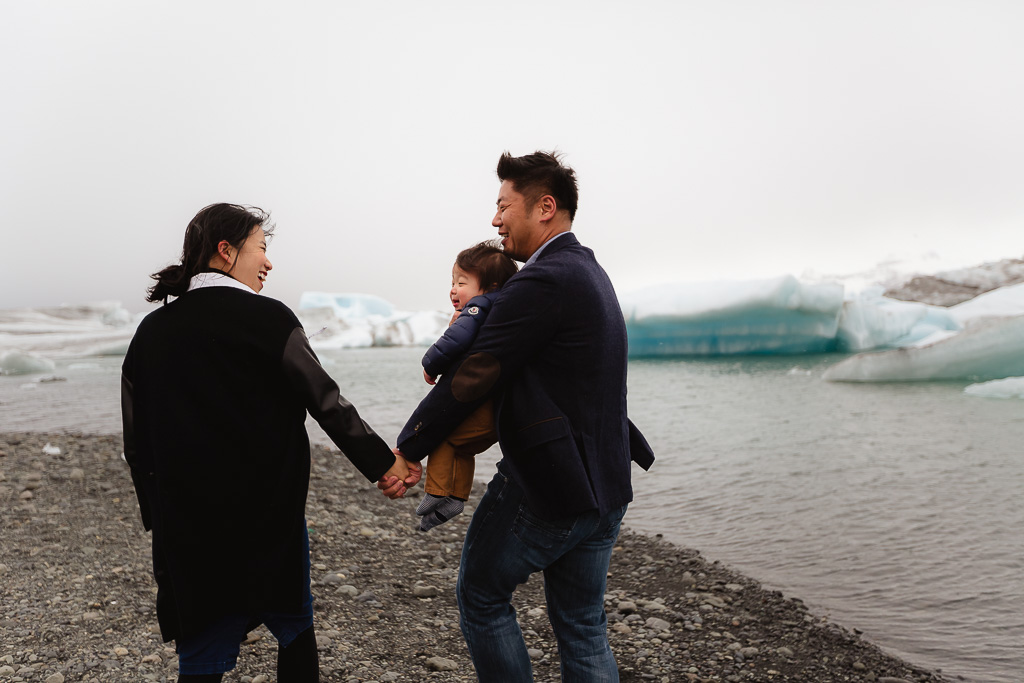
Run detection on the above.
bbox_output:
[42,443,61,455]
[965,377,1024,399]
[0,350,56,375]
[67,363,102,371]
[835,289,959,352]
[621,276,844,356]
[823,315,1024,382]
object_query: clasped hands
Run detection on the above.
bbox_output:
[377,447,422,499]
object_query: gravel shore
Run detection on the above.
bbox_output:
[0,432,955,683]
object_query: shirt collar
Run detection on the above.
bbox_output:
[188,271,258,294]
[523,231,572,268]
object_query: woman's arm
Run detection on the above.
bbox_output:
[281,327,401,482]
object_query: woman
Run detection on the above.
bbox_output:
[121,203,416,682]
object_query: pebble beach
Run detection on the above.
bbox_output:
[1,432,956,683]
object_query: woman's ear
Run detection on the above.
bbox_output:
[216,240,233,263]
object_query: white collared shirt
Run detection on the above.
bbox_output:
[523,231,572,268]
[188,271,258,294]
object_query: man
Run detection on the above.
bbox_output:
[385,151,654,681]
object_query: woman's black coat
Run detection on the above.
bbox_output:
[121,286,396,642]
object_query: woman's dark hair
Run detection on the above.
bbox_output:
[147,203,273,303]
[496,150,579,221]
[456,241,519,293]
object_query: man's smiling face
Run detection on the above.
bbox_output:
[492,180,539,262]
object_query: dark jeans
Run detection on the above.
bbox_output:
[457,468,627,682]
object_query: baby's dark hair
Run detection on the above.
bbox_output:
[456,240,519,292]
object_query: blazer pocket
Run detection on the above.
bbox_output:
[517,417,569,448]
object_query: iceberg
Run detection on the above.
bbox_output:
[824,280,1024,382]
[823,315,1024,382]
[0,302,138,364]
[297,292,448,350]
[965,376,1024,399]
[621,276,845,356]
[298,292,396,319]
[835,288,959,352]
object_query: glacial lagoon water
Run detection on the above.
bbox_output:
[1,348,1021,682]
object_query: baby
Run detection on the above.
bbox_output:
[416,241,518,531]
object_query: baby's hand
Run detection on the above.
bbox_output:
[423,369,436,385]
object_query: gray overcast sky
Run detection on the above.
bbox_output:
[2,1,1023,314]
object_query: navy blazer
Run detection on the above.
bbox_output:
[399,233,653,519]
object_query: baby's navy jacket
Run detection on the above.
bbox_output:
[422,291,499,380]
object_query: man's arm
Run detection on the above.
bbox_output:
[398,270,561,460]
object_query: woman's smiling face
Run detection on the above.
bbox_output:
[229,226,272,293]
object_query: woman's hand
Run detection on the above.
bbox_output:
[377,449,423,499]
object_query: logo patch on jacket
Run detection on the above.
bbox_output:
[466,306,481,316]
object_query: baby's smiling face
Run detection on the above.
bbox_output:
[450,264,484,311]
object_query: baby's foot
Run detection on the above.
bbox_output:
[416,494,465,532]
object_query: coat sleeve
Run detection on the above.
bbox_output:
[422,295,491,378]
[398,272,560,460]
[120,349,153,531]
[281,327,397,481]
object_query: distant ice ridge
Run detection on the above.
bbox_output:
[2,254,1021,382]
[297,292,448,350]
[0,295,449,374]
[0,302,137,374]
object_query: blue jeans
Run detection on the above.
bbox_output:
[457,467,627,682]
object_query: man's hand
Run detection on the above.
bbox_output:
[377,449,422,499]
[423,369,436,385]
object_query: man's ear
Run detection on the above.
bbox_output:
[537,195,558,222]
